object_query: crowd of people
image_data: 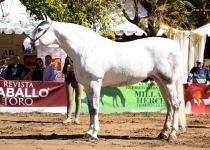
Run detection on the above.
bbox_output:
[0,54,57,81]
[0,54,83,124]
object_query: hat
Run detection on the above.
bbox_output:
[196,58,203,64]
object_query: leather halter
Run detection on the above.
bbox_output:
[28,22,52,43]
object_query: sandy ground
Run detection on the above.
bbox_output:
[0,112,209,150]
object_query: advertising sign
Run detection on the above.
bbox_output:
[1,80,209,115]
[80,83,166,113]
[184,84,210,114]
[0,80,67,113]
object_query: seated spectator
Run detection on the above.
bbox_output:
[43,55,57,81]
[187,59,210,85]
[32,58,45,81]
[0,56,9,80]
[6,55,30,80]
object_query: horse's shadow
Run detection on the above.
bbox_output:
[187,125,210,128]
[0,120,158,140]
[100,87,126,107]
[82,87,126,108]
[1,120,61,124]
[0,134,158,141]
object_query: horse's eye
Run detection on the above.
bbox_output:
[37,28,43,32]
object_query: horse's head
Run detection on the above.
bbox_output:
[22,14,56,53]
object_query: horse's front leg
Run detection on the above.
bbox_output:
[84,80,101,142]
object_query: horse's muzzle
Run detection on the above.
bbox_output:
[22,37,35,53]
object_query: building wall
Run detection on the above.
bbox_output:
[0,33,37,64]
[0,33,37,80]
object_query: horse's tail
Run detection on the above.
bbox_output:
[176,75,186,131]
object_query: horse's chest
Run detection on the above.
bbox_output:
[74,62,104,82]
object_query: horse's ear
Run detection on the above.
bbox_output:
[42,13,52,23]
[45,13,52,23]
[42,13,46,20]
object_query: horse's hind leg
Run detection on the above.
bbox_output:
[83,80,101,142]
[158,81,180,143]
[165,83,180,143]
[155,80,173,139]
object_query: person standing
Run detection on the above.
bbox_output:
[62,56,83,124]
[187,58,210,85]
[0,56,8,80]
[32,58,45,81]
[43,55,57,81]
[6,55,30,80]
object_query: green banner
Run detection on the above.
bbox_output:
[78,83,166,113]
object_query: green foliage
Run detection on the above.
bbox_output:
[20,0,120,39]
[20,0,210,37]
[118,0,210,35]
[20,0,117,30]
[20,0,68,21]
[100,29,116,40]
[186,0,210,28]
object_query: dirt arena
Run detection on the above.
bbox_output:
[0,112,209,150]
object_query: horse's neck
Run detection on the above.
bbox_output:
[53,22,105,61]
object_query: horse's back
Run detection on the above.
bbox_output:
[66,26,181,86]
[97,37,181,87]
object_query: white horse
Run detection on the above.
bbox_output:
[23,16,186,143]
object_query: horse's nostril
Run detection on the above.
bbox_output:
[22,43,33,53]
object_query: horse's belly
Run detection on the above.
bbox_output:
[102,73,146,87]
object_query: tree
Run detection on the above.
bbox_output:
[20,0,210,37]
[20,0,118,39]
[185,0,210,28]
[120,0,210,36]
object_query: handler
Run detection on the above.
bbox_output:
[62,56,83,124]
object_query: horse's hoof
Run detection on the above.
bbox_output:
[168,135,177,144]
[157,133,168,139]
[83,133,91,139]
[88,136,98,142]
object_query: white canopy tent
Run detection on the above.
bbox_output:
[0,0,39,67]
[157,25,191,82]
[193,23,210,36]
[108,0,147,36]
[157,23,210,83]
[189,23,210,70]
[0,0,37,34]
[109,13,147,36]
[173,31,191,83]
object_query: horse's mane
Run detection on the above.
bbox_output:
[55,22,103,37]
